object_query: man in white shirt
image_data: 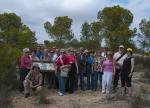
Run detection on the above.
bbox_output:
[113,45,127,90]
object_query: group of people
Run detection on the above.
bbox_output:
[19,45,134,98]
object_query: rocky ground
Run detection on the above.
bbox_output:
[11,72,150,108]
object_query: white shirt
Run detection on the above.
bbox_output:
[101,52,107,58]
[52,53,58,62]
[113,52,127,68]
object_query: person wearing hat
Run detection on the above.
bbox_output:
[102,51,115,94]
[23,64,42,98]
[113,45,127,91]
[120,48,134,96]
[19,48,31,93]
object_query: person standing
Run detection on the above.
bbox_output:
[30,50,39,64]
[102,51,115,94]
[55,49,70,96]
[40,49,51,88]
[113,45,127,91]
[51,48,60,89]
[76,47,86,91]
[67,49,79,93]
[19,48,31,93]
[121,48,134,96]
[101,47,107,58]
[91,51,102,91]
[86,51,94,90]
[55,49,65,94]
[36,47,44,59]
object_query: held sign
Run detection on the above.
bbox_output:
[33,61,55,72]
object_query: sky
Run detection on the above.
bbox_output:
[0,0,150,43]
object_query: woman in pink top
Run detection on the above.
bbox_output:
[102,51,115,94]
[19,48,31,93]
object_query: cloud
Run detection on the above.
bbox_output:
[0,0,150,43]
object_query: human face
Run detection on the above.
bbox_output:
[24,51,30,56]
[97,52,101,56]
[107,54,112,59]
[44,49,48,55]
[33,67,39,73]
[119,47,124,53]
[94,52,97,57]
[127,51,132,56]
[69,51,74,55]
[37,47,40,51]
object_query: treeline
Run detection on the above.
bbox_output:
[0,5,150,52]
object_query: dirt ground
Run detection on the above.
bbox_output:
[11,72,150,108]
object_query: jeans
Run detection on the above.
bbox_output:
[91,72,103,91]
[56,72,61,92]
[79,68,85,90]
[86,64,92,89]
[19,68,29,92]
[60,76,67,94]
[91,71,98,91]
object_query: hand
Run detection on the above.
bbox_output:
[33,85,38,88]
[60,66,63,70]
[128,73,132,77]
[113,72,115,76]
[30,82,34,88]
[116,62,121,67]
[27,66,31,70]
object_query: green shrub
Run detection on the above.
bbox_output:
[0,45,21,106]
[0,86,12,108]
[134,56,150,72]
[130,93,145,108]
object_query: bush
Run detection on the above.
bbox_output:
[0,45,21,106]
[130,92,145,108]
[0,87,12,108]
[134,55,150,72]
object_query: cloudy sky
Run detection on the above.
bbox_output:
[0,0,150,43]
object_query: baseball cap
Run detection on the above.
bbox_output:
[119,45,124,48]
